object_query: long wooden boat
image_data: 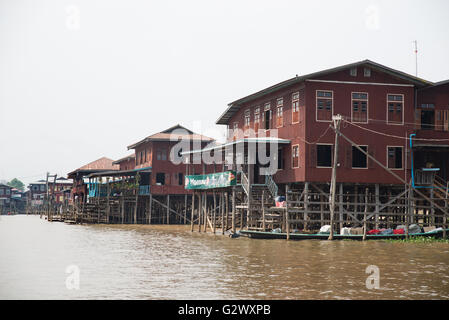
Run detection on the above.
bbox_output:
[239,229,449,241]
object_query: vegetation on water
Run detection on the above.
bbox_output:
[383,236,449,244]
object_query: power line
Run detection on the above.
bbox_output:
[342,119,449,142]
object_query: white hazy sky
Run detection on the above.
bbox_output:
[1,0,448,186]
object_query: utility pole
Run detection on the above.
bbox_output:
[328,115,342,240]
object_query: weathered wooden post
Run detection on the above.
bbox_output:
[232,188,236,233]
[363,188,368,241]
[262,190,266,231]
[213,191,216,234]
[191,192,195,232]
[166,194,170,225]
[285,184,290,240]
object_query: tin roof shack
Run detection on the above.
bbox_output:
[186,60,449,236]
[67,157,119,206]
[0,184,13,214]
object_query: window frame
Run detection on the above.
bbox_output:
[316,143,333,168]
[386,94,404,125]
[291,144,300,169]
[292,92,300,124]
[351,92,369,124]
[351,145,369,169]
[276,98,284,128]
[316,90,334,122]
[386,146,403,170]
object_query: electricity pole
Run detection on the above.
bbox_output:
[328,115,342,240]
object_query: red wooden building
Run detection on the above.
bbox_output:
[183,60,449,234]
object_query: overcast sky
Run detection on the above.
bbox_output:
[1,0,448,186]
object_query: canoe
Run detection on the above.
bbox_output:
[239,229,449,241]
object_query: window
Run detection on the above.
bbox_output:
[264,103,271,130]
[387,94,404,124]
[292,92,300,123]
[352,92,368,123]
[40,185,45,192]
[350,67,357,77]
[156,150,167,161]
[364,68,371,77]
[254,107,260,132]
[276,98,283,127]
[316,91,333,121]
[387,147,403,169]
[317,144,332,167]
[178,173,183,185]
[156,173,165,185]
[6,189,10,195]
[352,146,368,169]
[292,145,299,168]
[0,189,4,196]
[244,110,251,129]
[140,151,143,164]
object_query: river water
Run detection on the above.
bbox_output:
[0,215,448,299]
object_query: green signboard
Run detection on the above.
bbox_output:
[185,171,237,190]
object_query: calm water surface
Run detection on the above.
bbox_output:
[0,215,448,299]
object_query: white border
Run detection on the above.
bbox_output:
[386,93,405,125]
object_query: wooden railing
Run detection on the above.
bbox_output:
[265,174,278,199]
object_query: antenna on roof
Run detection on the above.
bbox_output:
[413,40,418,77]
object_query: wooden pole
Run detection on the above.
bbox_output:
[198,192,202,233]
[166,194,170,225]
[221,192,225,235]
[339,184,344,231]
[184,194,187,225]
[149,193,153,224]
[363,188,368,241]
[203,193,208,232]
[191,192,195,232]
[232,188,236,233]
[304,182,309,231]
[328,115,342,240]
[285,184,290,240]
[213,191,216,234]
[225,191,229,233]
[375,184,380,229]
[106,178,110,223]
[262,190,266,231]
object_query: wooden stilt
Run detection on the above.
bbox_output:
[191,192,195,232]
[166,195,170,225]
[149,193,153,224]
[232,188,236,233]
[286,184,290,240]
